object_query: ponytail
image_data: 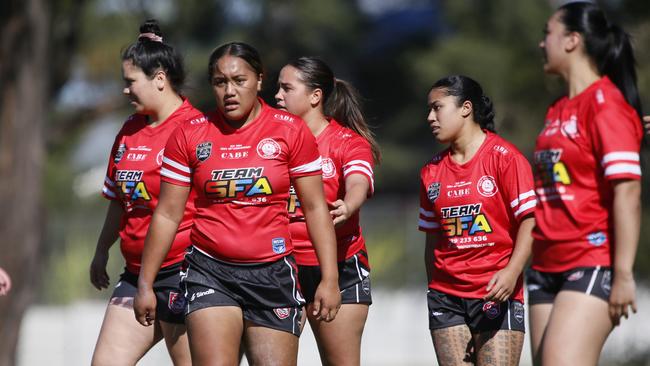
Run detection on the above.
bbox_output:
[559,2,642,118]
[288,56,382,164]
[326,79,382,164]
[431,75,496,133]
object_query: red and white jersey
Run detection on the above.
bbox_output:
[419,132,536,301]
[532,77,642,272]
[288,120,374,266]
[102,99,202,273]
[161,99,321,263]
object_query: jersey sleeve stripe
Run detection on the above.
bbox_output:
[418,219,439,229]
[420,207,435,218]
[161,167,191,183]
[290,157,322,174]
[162,156,191,173]
[102,186,117,198]
[510,190,536,208]
[601,151,640,165]
[344,159,372,171]
[513,199,537,218]
[344,166,375,193]
[604,163,642,177]
[104,176,115,187]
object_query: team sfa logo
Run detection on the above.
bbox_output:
[477,175,498,197]
[257,138,281,159]
[321,158,336,179]
[273,307,291,319]
[196,142,212,162]
[168,291,186,314]
[427,182,440,202]
[114,144,126,163]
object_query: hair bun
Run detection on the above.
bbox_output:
[138,19,163,42]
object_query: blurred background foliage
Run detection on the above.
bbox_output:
[41,0,650,304]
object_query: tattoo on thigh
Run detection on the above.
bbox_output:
[475,330,524,366]
[432,326,474,366]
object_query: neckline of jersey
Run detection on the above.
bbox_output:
[140,98,191,134]
[215,97,269,134]
[444,131,494,171]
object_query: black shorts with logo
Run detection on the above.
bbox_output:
[427,288,525,333]
[526,266,612,304]
[298,250,372,305]
[181,247,305,336]
[111,261,186,324]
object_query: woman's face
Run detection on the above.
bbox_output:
[539,11,571,75]
[210,54,262,125]
[122,60,160,114]
[275,65,314,118]
[426,88,467,144]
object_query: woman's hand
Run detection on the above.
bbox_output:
[608,270,637,326]
[311,278,341,322]
[329,199,351,227]
[484,266,519,303]
[89,250,110,290]
[134,286,157,326]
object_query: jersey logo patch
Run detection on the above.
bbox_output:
[427,182,440,202]
[321,158,336,179]
[272,238,286,254]
[114,143,126,163]
[587,231,607,246]
[477,176,498,197]
[513,302,524,323]
[156,149,165,165]
[482,301,500,319]
[257,138,281,159]
[196,142,212,162]
[168,291,186,314]
[273,307,291,319]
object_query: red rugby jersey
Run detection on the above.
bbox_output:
[419,132,536,301]
[161,99,321,263]
[102,99,202,273]
[288,120,374,266]
[532,77,642,272]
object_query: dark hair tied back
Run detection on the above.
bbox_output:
[287,57,382,163]
[559,2,642,118]
[122,19,185,93]
[431,75,496,133]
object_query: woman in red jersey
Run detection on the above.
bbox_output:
[133,42,341,366]
[528,3,643,365]
[275,57,380,366]
[89,20,200,366]
[419,75,536,366]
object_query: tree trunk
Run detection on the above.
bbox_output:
[0,0,49,364]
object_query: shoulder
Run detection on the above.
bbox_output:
[486,134,526,160]
[421,149,447,173]
[264,105,305,132]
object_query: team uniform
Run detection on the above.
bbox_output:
[419,132,536,332]
[161,99,321,335]
[288,119,374,304]
[528,76,642,303]
[102,99,202,323]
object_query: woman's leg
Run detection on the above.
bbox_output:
[185,306,244,366]
[541,291,613,366]
[431,325,475,366]
[529,303,553,365]
[91,298,162,366]
[243,321,299,366]
[473,330,524,366]
[307,303,369,366]
[160,320,191,366]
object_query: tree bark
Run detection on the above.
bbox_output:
[0,0,49,364]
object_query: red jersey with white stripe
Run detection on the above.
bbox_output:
[419,132,536,301]
[161,99,321,263]
[288,120,374,266]
[532,77,642,272]
[102,99,202,273]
